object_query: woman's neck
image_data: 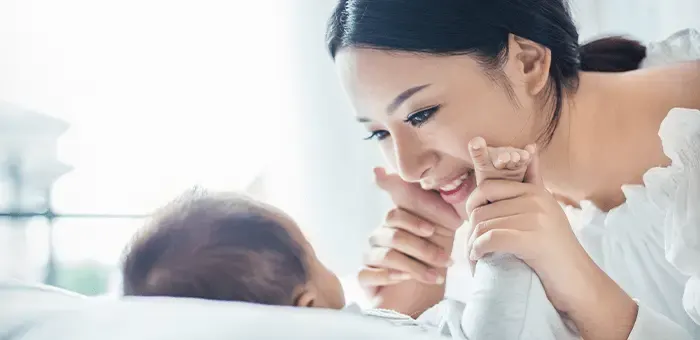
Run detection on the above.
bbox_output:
[538,71,669,210]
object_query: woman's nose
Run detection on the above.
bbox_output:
[392,131,434,183]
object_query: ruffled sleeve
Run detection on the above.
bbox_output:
[641,28,700,68]
[628,108,700,339]
[662,109,700,325]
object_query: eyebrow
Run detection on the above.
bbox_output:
[387,84,431,114]
[355,83,432,123]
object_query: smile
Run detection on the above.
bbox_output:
[437,171,476,205]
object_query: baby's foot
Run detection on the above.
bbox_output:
[468,137,534,185]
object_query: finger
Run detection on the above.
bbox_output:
[364,247,445,284]
[375,171,462,230]
[468,198,539,228]
[384,208,435,237]
[469,229,527,261]
[465,180,536,219]
[468,137,492,169]
[373,166,387,180]
[373,166,394,192]
[466,214,535,259]
[524,144,543,186]
[357,267,411,289]
[369,227,452,267]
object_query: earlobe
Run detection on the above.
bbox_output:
[508,34,551,95]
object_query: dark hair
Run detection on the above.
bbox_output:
[326,0,647,145]
[121,189,308,306]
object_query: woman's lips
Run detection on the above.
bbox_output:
[438,172,476,205]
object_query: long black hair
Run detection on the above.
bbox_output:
[326,0,646,145]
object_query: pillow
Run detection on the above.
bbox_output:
[1,281,444,340]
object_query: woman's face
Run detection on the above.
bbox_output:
[336,47,543,217]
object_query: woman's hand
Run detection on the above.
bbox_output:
[465,143,638,339]
[358,168,462,317]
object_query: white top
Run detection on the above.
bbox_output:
[564,28,700,339]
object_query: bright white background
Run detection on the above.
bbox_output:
[0,0,698,299]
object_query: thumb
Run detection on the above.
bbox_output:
[523,144,543,186]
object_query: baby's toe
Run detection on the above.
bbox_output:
[469,137,493,171]
[493,151,511,169]
[506,151,522,169]
[514,150,531,169]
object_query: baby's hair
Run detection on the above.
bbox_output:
[121,188,309,305]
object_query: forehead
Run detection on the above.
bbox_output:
[335,48,482,107]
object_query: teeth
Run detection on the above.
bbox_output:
[439,174,468,191]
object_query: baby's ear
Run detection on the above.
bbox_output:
[293,286,317,307]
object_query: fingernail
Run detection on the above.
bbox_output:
[389,272,411,281]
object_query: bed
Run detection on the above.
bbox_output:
[0,281,444,340]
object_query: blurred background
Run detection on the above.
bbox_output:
[0,0,698,301]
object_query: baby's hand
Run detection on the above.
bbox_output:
[468,137,535,185]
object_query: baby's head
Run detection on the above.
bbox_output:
[121,189,345,309]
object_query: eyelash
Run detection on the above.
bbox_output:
[364,105,441,141]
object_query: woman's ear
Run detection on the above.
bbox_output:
[507,34,552,96]
[293,287,316,307]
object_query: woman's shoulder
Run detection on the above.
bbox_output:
[641,29,700,68]
[564,107,700,223]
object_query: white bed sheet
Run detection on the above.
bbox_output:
[0,281,445,340]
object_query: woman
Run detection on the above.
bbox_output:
[326,0,700,339]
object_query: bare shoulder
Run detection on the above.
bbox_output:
[659,60,700,109]
[624,61,700,116]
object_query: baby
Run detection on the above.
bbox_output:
[121,143,573,339]
[121,189,439,333]
[121,190,346,309]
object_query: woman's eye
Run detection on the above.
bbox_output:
[364,130,390,141]
[405,105,440,127]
